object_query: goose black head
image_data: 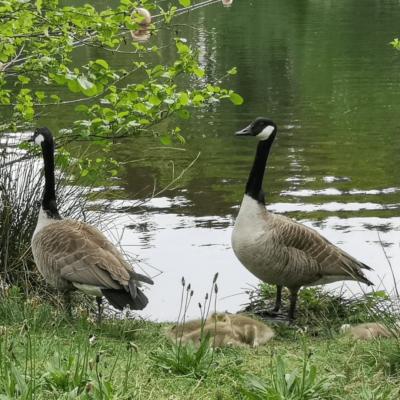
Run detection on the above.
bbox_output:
[30,127,55,147]
[235,117,277,141]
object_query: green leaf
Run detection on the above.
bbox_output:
[82,85,97,97]
[68,80,81,93]
[177,43,189,54]
[177,109,190,119]
[95,82,104,94]
[96,59,109,69]
[81,169,89,177]
[192,94,204,105]
[134,103,148,114]
[179,0,190,6]
[228,67,237,75]
[149,94,162,106]
[54,76,67,85]
[19,142,29,150]
[77,77,93,90]
[128,91,138,101]
[179,92,189,105]
[229,92,244,105]
[11,364,26,391]
[18,76,30,84]
[75,105,89,113]
[35,91,45,100]
[193,67,205,77]
[161,136,172,145]
[176,133,186,144]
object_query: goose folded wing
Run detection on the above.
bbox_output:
[277,218,372,281]
[40,220,152,290]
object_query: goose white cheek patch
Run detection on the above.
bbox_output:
[34,134,45,146]
[257,125,275,140]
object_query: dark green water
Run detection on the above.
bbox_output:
[38,0,400,219]
[22,0,400,320]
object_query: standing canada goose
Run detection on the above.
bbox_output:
[30,127,153,321]
[231,117,373,320]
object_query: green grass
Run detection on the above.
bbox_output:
[0,291,399,400]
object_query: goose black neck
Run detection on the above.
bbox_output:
[245,134,276,205]
[41,140,62,220]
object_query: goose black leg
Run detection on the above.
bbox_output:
[96,296,103,323]
[272,285,282,313]
[288,291,298,321]
[267,285,282,316]
[64,292,72,316]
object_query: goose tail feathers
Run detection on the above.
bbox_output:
[360,262,373,271]
[101,288,149,310]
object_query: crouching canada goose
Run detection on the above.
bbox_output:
[30,127,153,321]
[231,117,373,321]
[208,312,274,347]
[341,322,400,340]
[166,312,274,348]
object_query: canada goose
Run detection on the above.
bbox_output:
[231,117,373,321]
[166,319,205,338]
[167,319,248,349]
[166,312,274,348]
[177,323,247,349]
[341,322,400,340]
[30,127,153,321]
[209,312,274,347]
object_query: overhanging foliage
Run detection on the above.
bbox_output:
[0,0,243,175]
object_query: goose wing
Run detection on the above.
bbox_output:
[275,215,373,285]
[39,219,153,291]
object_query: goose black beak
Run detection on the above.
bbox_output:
[235,125,252,137]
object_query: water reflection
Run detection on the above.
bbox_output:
[130,27,151,43]
[130,7,152,42]
[98,199,400,322]
[222,0,233,7]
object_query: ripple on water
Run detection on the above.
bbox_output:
[281,187,400,197]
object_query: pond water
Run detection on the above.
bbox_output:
[9,0,400,321]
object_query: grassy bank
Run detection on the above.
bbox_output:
[0,289,399,400]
